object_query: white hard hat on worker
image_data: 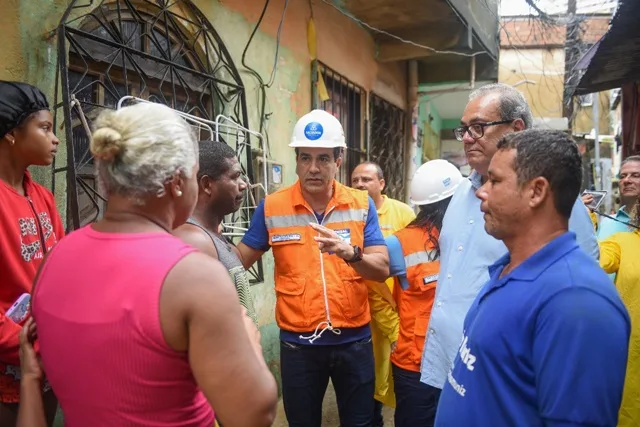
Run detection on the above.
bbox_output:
[410,159,463,205]
[289,109,347,148]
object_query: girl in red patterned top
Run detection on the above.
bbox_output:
[0,81,63,426]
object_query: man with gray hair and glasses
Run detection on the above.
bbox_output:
[419,83,599,423]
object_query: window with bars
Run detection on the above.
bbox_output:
[312,62,366,183]
[55,0,263,283]
[369,94,406,201]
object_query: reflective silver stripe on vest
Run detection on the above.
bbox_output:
[404,250,437,268]
[265,213,316,230]
[324,208,368,225]
[265,208,367,230]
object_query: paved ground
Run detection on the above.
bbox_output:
[272,381,394,427]
[54,381,394,427]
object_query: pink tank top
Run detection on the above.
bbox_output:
[32,226,214,427]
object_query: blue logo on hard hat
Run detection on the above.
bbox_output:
[304,122,324,140]
[443,177,452,187]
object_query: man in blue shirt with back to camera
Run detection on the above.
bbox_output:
[435,129,630,427]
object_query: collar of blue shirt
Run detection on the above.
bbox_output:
[618,206,631,219]
[487,232,578,286]
[469,170,483,190]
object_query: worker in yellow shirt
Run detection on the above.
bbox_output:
[352,162,416,426]
[600,196,640,427]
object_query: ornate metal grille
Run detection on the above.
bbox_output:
[369,94,406,200]
[52,0,264,282]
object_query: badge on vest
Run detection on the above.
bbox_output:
[272,233,302,243]
[423,274,439,285]
[334,228,351,245]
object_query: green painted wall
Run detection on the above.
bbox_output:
[426,101,443,136]
[442,118,460,130]
[418,96,444,161]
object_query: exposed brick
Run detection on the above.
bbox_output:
[500,16,611,47]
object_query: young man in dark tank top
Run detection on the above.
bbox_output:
[173,140,257,323]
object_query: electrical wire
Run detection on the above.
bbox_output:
[240,0,288,160]
[241,0,270,136]
[266,0,289,88]
[488,0,613,127]
[524,0,556,22]
[317,0,489,58]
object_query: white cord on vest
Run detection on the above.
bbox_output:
[300,321,342,344]
[299,220,342,344]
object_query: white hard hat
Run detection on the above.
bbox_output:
[289,109,347,149]
[410,159,463,205]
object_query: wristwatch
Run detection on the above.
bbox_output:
[346,245,363,263]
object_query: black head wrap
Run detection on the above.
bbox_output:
[0,81,50,138]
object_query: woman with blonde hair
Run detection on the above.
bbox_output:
[600,198,640,427]
[27,102,277,427]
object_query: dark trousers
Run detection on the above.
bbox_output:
[392,364,441,427]
[0,390,58,427]
[280,337,375,427]
[373,399,384,427]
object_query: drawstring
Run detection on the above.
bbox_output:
[300,321,342,344]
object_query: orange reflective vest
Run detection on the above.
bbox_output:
[390,226,439,372]
[264,180,371,336]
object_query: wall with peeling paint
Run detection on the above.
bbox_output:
[0,0,408,418]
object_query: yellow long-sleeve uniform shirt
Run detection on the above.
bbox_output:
[600,229,640,427]
[368,196,415,408]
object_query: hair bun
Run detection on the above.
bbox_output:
[91,127,123,161]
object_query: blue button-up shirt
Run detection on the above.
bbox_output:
[420,171,600,389]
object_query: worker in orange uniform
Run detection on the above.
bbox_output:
[236,109,390,427]
[351,162,415,425]
[386,160,463,427]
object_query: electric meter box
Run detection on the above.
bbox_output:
[254,157,285,195]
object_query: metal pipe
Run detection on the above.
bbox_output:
[215,114,269,197]
[116,96,215,139]
[116,97,270,196]
[513,79,537,87]
[405,60,419,203]
[470,56,476,91]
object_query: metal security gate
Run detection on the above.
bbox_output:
[313,61,365,183]
[51,0,264,282]
[369,94,406,200]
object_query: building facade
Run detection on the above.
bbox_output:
[499,14,613,134]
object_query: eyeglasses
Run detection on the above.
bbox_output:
[453,120,514,142]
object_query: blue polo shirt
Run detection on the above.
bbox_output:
[435,232,630,427]
[242,196,385,345]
